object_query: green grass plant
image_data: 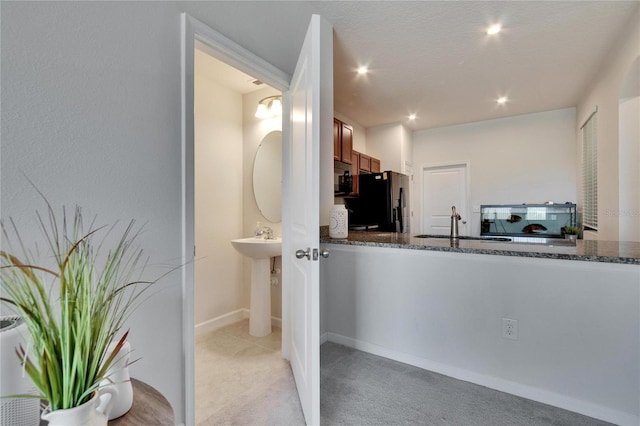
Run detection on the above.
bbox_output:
[0,203,156,411]
[564,225,580,235]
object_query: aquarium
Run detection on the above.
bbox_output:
[480,204,577,238]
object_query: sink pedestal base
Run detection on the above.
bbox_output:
[249,258,272,337]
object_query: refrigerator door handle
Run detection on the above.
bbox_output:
[398,187,404,232]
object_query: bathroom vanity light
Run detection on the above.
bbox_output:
[255,95,282,119]
[487,24,502,35]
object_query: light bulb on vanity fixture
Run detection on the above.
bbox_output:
[255,95,283,119]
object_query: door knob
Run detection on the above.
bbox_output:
[295,248,311,260]
[320,248,330,258]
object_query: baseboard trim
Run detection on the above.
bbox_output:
[195,309,283,337]
[195,309,248,337]
[320,331,329,345]
[271,316,282,329]
[325,332,638,426]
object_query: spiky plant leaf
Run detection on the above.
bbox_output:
[0,202,162,410]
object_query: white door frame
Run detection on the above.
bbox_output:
[420,161,471,234]
[180,13,290,426]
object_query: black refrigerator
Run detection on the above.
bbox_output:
[346,171,410,233]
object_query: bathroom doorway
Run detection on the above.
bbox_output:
[192,43,300,424]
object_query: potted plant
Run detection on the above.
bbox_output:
[0,203,159,425]
[563,225,580,241]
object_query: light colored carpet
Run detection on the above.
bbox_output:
[199,372,305,426]
[320,342,612,426]
[195,320,304,426]
[197,322,612,426]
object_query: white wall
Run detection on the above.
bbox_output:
[576,8,640,241]
[619,95,640,242]
[242,87,283,320]
[366,123,413,174]
[335,111,367,152]
[0,2,187,420]
[194,49,244,327]
[321,245,640,425]
[412,108,577,235]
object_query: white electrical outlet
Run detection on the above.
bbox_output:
[502,318,518,340]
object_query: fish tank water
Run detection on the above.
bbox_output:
[480,204,577,238]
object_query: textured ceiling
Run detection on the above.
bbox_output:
[190,1,639,131]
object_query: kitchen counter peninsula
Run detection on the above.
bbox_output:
[320,228,640,265]
[320,228,640,424]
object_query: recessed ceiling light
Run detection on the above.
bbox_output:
[487,24,502,35]
[497,96,508,104]
[357,66,368,75]
[408,114,417,121]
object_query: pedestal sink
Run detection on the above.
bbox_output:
[230,237,282,337]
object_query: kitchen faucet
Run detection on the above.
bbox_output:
[450,206,466,239]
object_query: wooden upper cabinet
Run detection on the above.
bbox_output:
[359,153,371,172]
[333,118,352,164]
[371,157,381,173]
[340,123,353,163]
[351,151,360,170]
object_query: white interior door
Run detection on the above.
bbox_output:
[422,163,469,235]
[282,15,332,426]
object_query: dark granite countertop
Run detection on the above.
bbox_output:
[320,227,640,265]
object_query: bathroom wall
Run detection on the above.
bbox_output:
[242,87,283,321]
[194,48,244,328]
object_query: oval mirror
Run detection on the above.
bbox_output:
[253,130,282,222]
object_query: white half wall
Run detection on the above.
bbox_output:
[321,244,640,425]
[194,48,244,327]
[412,108,577,235]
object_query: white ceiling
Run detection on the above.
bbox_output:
[192,1,639,131]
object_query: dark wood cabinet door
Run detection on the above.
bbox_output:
[371,157,381,173]
[340,123,353,164]
[360,154,371,172]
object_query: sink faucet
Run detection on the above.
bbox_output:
[262,226,274,240]
[254,222,275,240]
[450,206,466,239]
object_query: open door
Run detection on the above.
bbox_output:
[282,14,333,426]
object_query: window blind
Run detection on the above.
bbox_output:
[581,110,598,230]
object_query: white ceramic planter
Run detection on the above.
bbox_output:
[40,388,117,426]
[100,341,134,420]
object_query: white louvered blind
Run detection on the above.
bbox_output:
[581,109,598,230]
